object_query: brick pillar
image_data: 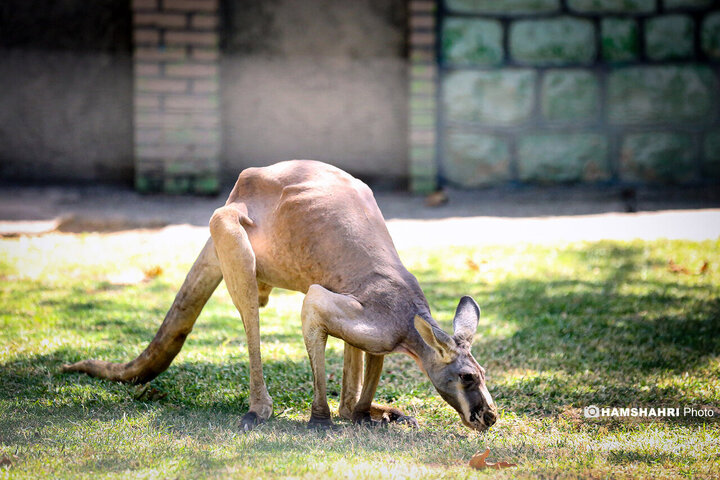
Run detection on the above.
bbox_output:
[408,0,439,193]
[132,0,221,194]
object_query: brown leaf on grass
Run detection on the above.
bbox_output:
[466,258,480,272]
[0,455,16,468]
[668,259,690,275]
[133,384,167,401]
[469,448,517,470]
[143,265,164,279]
[668,259,710,275]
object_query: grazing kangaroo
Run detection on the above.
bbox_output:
[62,160,498,431]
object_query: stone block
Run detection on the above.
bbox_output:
[646,15,694,60]
[411,146,434,162]
[518,133,609,183]
[164,94,219,111]
[192,79,219,93]
[702,12,720,59]
[445,0,559,15]
[191,49,220,61]
[601,18,639,62]
[442,18,503,66]
[409,1,435,13]
[410,96,436,111]
[132,0,158,10]
[164,30,218,47]
[135,172,164,193]
[510,17,596,65]
[664,0,713,8]
[133,29,160,45]
[134,94,161,110]
[443,70,536,126]
[410,177,438,194]
[134,12,187,28]
[704,129,720,179]
[136,78,188,93]
[165,63,219,77]
[620,133,695,183]
[191,14,219,29]
[411,112,435,127]
[608,66,717,124]
[135,63,161,76]
[444,133,511,187]
[567,0,655,13]
[541,70,599,122]
[193,175,220,194]
[163,0,218,12]
[135,46,186,61]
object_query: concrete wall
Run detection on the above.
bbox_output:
[221,0,409,182]
[437,0,720,187]
[0,0,133,184]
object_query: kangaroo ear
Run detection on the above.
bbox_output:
[453,296,480,346]
[414,315,456,363]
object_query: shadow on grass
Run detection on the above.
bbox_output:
[2,242,718,475]
[0,346,344,443]
[416,243,720,414]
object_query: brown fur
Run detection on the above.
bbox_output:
[63,160,498,431]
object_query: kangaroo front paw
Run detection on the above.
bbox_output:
[352,411,386,427]
[307,415,337,430]
[240,412,265,432]
[394,415,419,428]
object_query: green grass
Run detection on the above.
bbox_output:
[1,229,719,479]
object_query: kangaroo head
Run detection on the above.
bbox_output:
[414,296,498,431]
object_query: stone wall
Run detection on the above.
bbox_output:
[438,0,720,188]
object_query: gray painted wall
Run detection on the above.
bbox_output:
[221,0,409,182]
[0,0,133,184]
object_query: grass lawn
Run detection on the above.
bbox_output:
[1,226,718,479]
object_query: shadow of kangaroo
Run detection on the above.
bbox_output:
[62,160,498,432]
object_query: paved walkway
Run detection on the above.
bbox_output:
[0,185,718,247]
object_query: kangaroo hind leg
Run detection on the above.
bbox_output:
[338,343,363,420]
[351,354,419,428]
[210,203,272,431]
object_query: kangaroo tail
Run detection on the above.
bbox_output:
[61,237,223,384]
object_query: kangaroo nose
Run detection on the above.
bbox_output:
[483,409,497,427]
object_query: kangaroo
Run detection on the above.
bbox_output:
[62,160,498,432]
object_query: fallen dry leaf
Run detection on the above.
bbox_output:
[143,265,164,279]
[668,259,690,275]
[425,190,448,207]
[469,448,517,470]
[133,384,167,401]
[669,259,710,275]
[466,258,480,272]
[0,455,16,468]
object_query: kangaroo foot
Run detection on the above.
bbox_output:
[352,411,386,428]
[307,415,337,430]
[240,412,265,432]
[370,405,419,428]
[393,415,419,428]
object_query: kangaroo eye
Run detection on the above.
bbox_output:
[460,373,477,384]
